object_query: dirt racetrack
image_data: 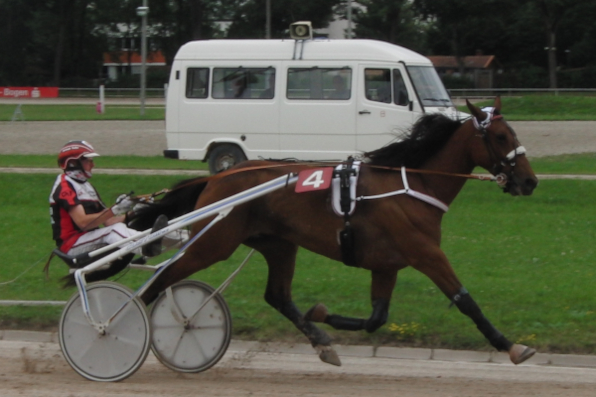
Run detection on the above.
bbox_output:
[1,120,596,157]
[4,339,596,397]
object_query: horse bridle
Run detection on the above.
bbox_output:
[473,107,527,190]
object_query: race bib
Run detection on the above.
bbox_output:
[295,168,333,193]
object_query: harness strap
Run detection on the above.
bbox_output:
[335,158,357,216]
[356,167,449,213]
[332,159,359,268]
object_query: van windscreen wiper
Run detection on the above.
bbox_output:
[423,98,451,103]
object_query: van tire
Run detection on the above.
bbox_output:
[208,144,247,174]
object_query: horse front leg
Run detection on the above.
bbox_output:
[415,247,536,365]
[245,237,340,366]
[304,269,396,333]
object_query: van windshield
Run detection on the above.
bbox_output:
[407,66,453,108]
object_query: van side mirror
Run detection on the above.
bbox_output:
[409,101,413,111]
[290,21,313,40]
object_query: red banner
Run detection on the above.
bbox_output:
[0,87,59,98]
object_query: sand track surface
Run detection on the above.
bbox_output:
[3,339,596,397]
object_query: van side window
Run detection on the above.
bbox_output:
[186,68,209,98]
[364,69,391,103]
[287,68,351,100]
[393,69,409,106]
[212,68,275,99]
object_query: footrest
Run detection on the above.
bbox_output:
[52,249,92,269]
[52,248,118,269]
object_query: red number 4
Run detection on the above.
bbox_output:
[295,168,333,193]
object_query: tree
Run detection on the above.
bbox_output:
[0,0,39,85]
[558,2,596,68]
[529,0,593,88]
[226,0,341,39]
[350,0,427,53]
[412,0,520,75]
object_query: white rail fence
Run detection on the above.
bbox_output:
[57,87,596,99]
[0,300,66,306]
[449,88,596,98]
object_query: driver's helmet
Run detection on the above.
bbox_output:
[58,140,100,170]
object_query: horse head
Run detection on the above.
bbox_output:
[466,97,538,196]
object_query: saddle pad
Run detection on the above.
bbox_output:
[331,161,361,216]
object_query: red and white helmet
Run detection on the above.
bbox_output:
[58,140,100,169]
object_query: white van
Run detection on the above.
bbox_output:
[164,37,461,173]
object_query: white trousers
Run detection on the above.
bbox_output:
[67,223,141,256]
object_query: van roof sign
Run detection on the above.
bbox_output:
[174,39,430,65]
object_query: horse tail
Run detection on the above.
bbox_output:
[128,176,209,231]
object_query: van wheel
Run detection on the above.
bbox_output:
[208,144,247,174]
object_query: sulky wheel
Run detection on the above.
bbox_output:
[149,280,232,373]
[59,281,151,382]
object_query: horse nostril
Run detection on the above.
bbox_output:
[525,177,538,190]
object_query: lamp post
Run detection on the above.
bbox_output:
[265,0,271,39]
[136,1,149,116]
[347,0,352,39]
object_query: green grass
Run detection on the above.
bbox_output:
[459,95,596,121]
[527,153,596,175]
[0,172,595,354]
[0,104,164,121]
[0,154,209,171]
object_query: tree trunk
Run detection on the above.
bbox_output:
[546,30,557,88]
[388,5,401,44]
[190,0,204,40]
[53,24,65,86]
[52,0,70,86]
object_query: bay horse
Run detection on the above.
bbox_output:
[130,97,538,366]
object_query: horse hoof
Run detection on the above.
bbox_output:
[509,344,536,365]
[304,303,328,323]
[316,345,341,366]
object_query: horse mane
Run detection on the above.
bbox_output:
[364,113,463,168]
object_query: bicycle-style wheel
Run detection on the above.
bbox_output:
[150,280,232,372]
[59,281,151,382]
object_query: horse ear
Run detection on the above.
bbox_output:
[466,99,484,119]
[494,96,502,112]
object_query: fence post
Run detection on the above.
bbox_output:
[11,104,24,122]
[97,85,105,114]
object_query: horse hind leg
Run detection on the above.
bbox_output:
[246,236,341,366]
[304,269,395,333]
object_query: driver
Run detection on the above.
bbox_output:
[49,140,163,258]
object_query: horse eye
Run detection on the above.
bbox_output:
[496,133,507,142]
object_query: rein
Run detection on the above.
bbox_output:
[139,161,498,215]
[132,160,499,212]
[172,160,497,192]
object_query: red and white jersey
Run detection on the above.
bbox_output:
[49,174,106,252]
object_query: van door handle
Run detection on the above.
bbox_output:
[358,110,371,115]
